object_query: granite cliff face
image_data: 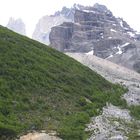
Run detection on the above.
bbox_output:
[7,17,26,35]
[32,16,72,45]
[49,3,140,72]
[32,5,77,45]
[32,4,96,45]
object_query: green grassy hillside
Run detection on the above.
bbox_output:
[0,26,127,140]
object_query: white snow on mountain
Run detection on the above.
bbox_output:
[116,45,123,54]
[115,43,130,55]
[121,42,130,47]
[127,31,135,37]
[107,43,130,58]
[110,29,117,32]
[107,54,113,58]
[119,20,123,27]
[86,50,94,55]
[136,31,140,35]
[83,9,96,13]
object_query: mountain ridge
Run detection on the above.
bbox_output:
[49,3,140,73]
[7,17,26,35]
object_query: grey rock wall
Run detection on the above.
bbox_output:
[49,3,140,72]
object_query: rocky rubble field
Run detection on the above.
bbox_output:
[67,53,140,140]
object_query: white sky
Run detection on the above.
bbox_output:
[0,0,140,36]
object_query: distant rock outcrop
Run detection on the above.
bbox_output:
[32,4,95,45]
[32,5,79,45]
[7,17,26,35]
[32,15,72,45]
[49,3,140,72]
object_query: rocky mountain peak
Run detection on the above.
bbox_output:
[49,3,140,72]
[32,3,114,45]
[93,3,110,12]
[73,3,85,10]
[32,6,74,45]
[7,17,26,35]
[53,6,74,20]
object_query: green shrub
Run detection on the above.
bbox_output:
[129,105,140,120]
[0,26,127,139]
[58,113,89,140]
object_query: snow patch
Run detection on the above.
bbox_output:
[116,46,123,55]
[120,42,130,48]
[110,29,117,32]
[115,43,129,55]
[83,10,95,13]
[107,54,113,58]
[124,27,129,30]
[136,31,140,35]
[75,23,81,26]
[108,37,112,39]
[66,10,71,17]
[86,50,94,55]
[100,33,104,39]
[119,20,123,27]
[127,32,135,37]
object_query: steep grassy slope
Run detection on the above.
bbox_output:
[0,26,126,140]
